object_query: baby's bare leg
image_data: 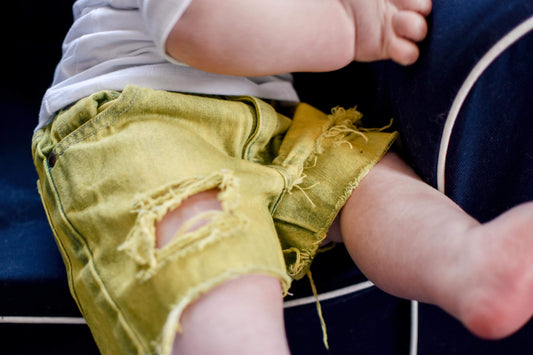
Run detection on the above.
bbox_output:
[339,152,533,339]
[172,274,289,355]
[156,191,290,355]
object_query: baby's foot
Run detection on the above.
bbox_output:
[455,202,533,339]
[344,0,432,65]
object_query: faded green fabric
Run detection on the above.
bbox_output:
[32,85,396,355]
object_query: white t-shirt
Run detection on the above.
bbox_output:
[38,0,299,129]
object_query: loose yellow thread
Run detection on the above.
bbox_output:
[307,270,329,350]
[172,210,222,237]
[284,247,305,277]
[304,155,318,170]
[360,118,394,132]
[318,242,337,253]
[288,174,319,208]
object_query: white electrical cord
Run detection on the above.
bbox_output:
[437,16,533,194]
[0,316,86,324]
[283,280,375,309]
[0,282,375,324]
[409,300,419,355]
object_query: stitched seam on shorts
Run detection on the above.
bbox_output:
[268,165,290,215]
[43,94,151,352]
[38,174,82,313]
[45,167,148,352]
[235,96,265,161]
[53,88,139,158]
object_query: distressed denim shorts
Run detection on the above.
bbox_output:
[32,85,396,354]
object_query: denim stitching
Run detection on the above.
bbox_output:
[42,150,149,352]
[54,88,139,158]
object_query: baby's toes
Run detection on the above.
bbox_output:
[388,37,420,66]
[396,0,432,16]
[393,11,428,42]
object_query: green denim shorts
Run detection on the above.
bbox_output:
[32,85,396,354]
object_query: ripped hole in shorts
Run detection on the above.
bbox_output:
[118,170,247,280]
[154,189,222,249]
